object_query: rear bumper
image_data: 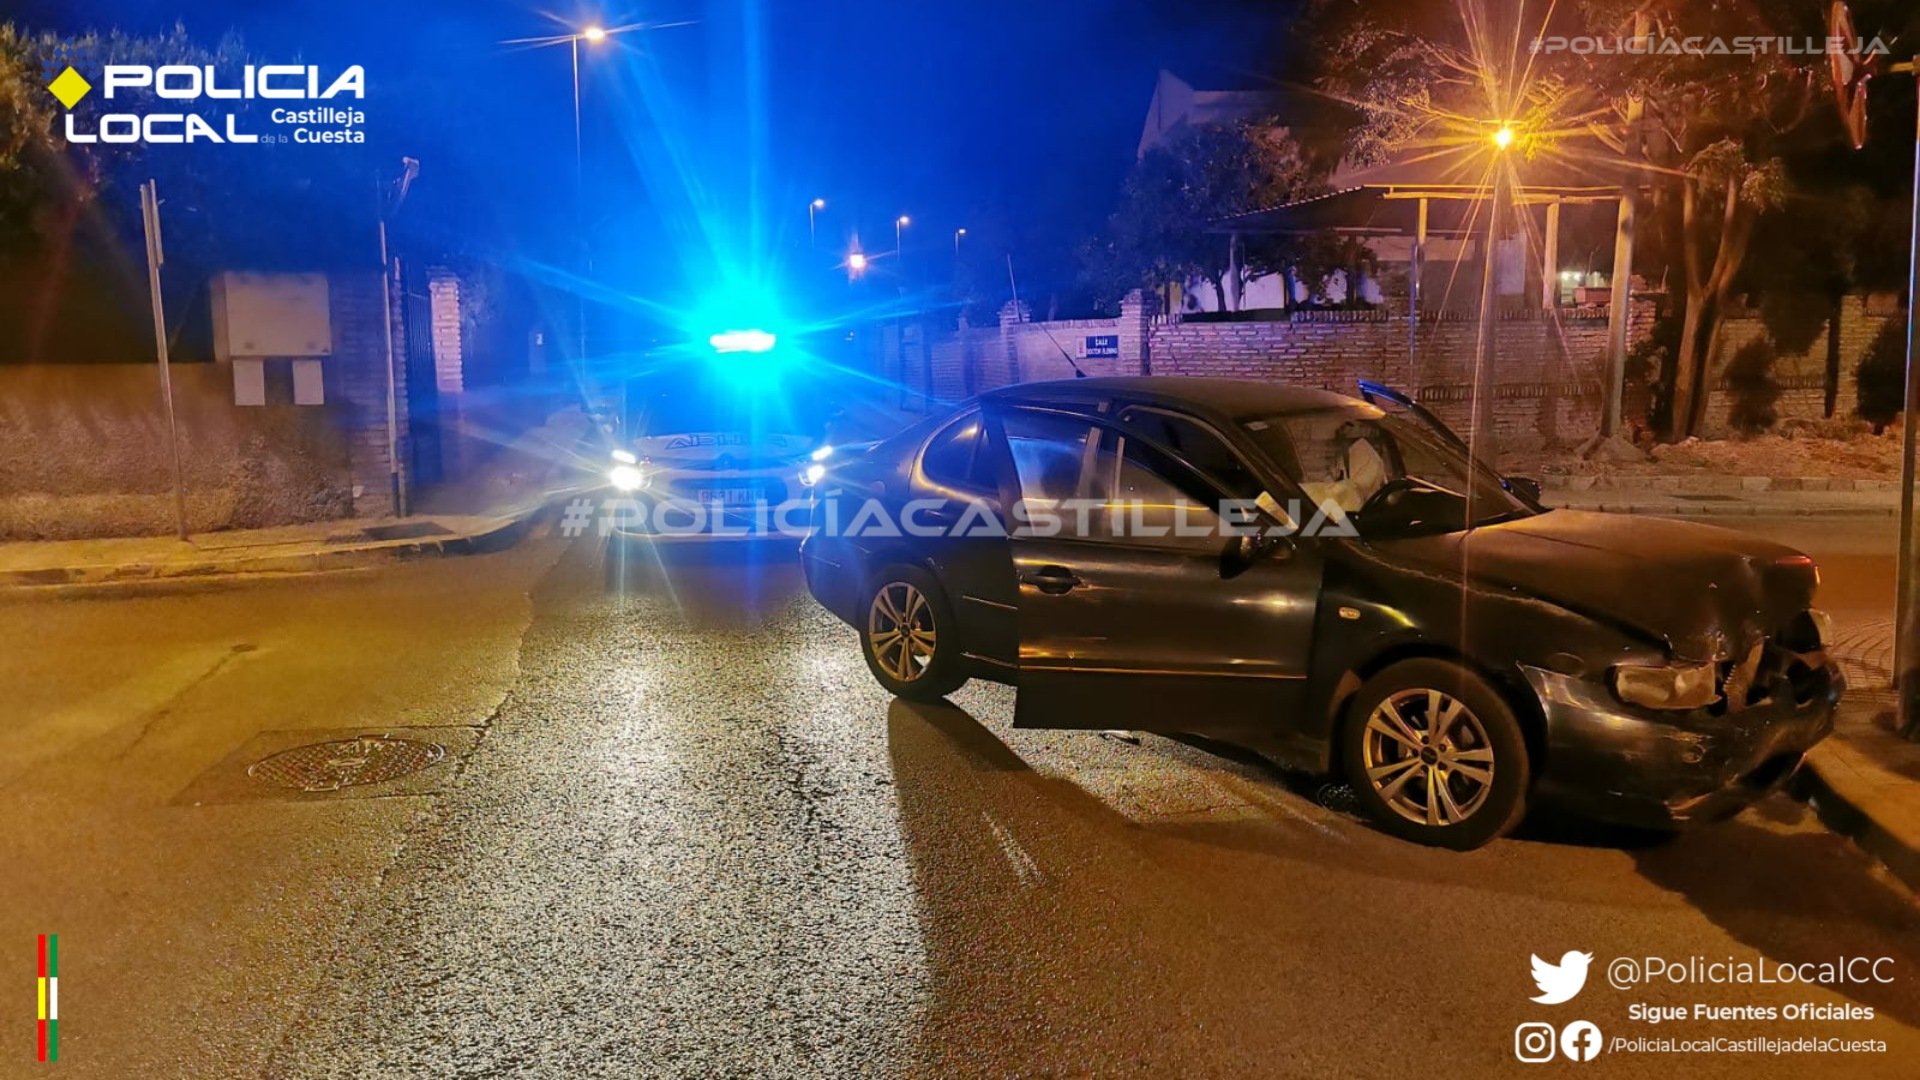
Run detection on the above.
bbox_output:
[799,536,862,624]
[1523,663,1842,829]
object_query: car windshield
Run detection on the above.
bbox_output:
[1241,405,1532,535]
[624,375,831,438]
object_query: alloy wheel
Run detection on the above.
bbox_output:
[868,582,937,683]
[1360,687,1497,827]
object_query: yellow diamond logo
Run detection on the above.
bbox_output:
[48,67,91,109]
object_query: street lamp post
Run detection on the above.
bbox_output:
[895,214,910,266]
[1465,125,1514,528]
[954,227,966,255]
[809,198,826,249]
[570,25,607,363]
[1889,56,1920,739]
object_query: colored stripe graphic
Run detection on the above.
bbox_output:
[36,934,57,1062]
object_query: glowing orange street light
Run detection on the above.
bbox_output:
[581,25,608,43]
[1491,125,1515,150]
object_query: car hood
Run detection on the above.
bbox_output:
[1377,510,1818,661]
[630,430,818,468]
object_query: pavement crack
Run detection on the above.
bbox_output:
[109,647,243,762]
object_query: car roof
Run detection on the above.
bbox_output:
[978,376,1368,421]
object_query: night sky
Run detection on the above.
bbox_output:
[10,0,1295,316]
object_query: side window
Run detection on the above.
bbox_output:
[1088,432,1222,545]
[1000,410,1096,509]
[1001,409,1222,547]
[1117,406,1263,500]
[1275,413,1402,514]
[920,412,986,491]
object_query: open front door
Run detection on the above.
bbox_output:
[1358,380,1541,508]
[981,405,1323,744]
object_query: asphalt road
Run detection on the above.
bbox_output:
[3,514,1916,1078]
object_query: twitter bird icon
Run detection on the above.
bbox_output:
[1530,951,1593,1004]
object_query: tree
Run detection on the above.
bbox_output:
[1083,121,1326,312]
[1310,0,1837,439]
[1,23,392,361]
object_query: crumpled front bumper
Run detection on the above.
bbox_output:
[1522,662,1843,829]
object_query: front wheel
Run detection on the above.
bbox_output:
[859,565,967,701]
[1341,659,1529,850]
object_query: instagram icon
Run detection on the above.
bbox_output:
[1514,1022,1556,1063]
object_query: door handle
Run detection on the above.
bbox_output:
[1022,564,1082,594]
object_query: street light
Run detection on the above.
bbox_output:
[1464,120,1516,528]
[809,198,826,248]
[569,24,610,360]
[846,248,869,280]
[954,227,966,254]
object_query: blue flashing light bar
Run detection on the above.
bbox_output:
[708,329,778,354]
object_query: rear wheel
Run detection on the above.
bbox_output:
[860,565,967,701]
[1342,658,1529,850]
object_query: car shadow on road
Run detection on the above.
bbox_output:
[886,694,1920,1061]
[1626,799,1920,1029]
[881,696,1440,1076]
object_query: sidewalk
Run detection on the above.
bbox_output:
[0,405,604,589]
[1801,695,1920,894]
[0,498,565,588]
[1797,616,1920,892]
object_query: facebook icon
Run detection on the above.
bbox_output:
[1559,1020,1604,1062]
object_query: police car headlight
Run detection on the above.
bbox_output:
[610,464,648,492]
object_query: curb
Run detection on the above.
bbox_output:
[0,503,554,589]
[1795,739,1920,895]
[1544,498,1897,518]
[1548,475,1897,494]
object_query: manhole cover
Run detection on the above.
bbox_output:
[246,736,446,792]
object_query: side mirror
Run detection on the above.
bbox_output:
[1225,529,1295,576]
[1503,475,1543,504]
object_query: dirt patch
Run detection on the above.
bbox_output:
[1503,417,1903,480]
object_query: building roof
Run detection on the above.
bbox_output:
[1210,182,1624,236]
[1137,69,1283,159]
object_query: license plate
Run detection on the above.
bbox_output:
[696,487,753,507]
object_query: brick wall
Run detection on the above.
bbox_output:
[910,292,1655,450]
[327,269,410,517]
[897,293,1155,404]
[1700,294,1894,435]
[1147,304,1655,446]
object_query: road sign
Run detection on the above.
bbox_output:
[1083,334,1119,359]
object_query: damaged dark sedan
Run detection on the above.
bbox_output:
[800,377,1843,849]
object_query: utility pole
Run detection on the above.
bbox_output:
[376,158,420,518]
[1892,56,1920,739]
[138,180,188,541]
[1600,9,1648,444]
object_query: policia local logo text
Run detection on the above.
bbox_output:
[46,64,367,145]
